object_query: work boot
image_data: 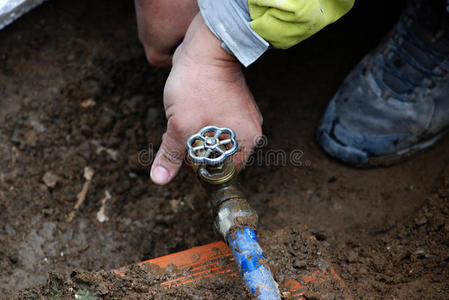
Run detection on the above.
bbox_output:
[317,0,449,166]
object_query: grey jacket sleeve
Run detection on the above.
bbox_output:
[197,0,269,67]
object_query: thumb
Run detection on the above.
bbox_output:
[150,130,186,185]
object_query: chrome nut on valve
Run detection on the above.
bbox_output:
[186,126,238,166]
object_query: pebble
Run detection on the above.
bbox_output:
[80,98,96,108]
[293,258,307,269]
[346,250,358,263]
[42,171,61,188]
[328,176,338,183]
[414,248,427,259]
[29,119,46,133]
[10,128,21,144]
[8,255,18,264]
[23,129,38,147]
[414,216,428,226]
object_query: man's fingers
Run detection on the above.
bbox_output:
[150,132,185,185]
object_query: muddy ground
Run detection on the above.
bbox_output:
[1,0,448,299]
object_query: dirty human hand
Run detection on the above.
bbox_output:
[150,14,263,185]
[134,0,199,66]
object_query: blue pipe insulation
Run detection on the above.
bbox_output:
[227,227,280,300]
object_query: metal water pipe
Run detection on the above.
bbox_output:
[186,125,280,300]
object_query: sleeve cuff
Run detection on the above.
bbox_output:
[198,0,269,67]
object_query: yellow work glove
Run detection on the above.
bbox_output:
[249,0,355,49]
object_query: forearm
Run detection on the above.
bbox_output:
[198,0,355,66]
[135,0,198,66]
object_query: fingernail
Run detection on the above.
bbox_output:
[151,165,170,185]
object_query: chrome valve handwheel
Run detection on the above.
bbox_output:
[186,126,238,165]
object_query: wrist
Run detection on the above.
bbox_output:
[198,0,269,67]
[173,14,238,67]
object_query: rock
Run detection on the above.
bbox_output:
[76,142,92,160]
[23,129,37,147]
[169,199,182,213]
[8,255,18,264]
[328,176,338,183]
[414,248,427,259]
[42,171,61,188]
[414,216,428,226]
[80,98,96,108]
[346,250,358,263]
[359,266,368,274]
[91,140,118,161]
[28,114,46,133]
[83,166,94,181]
[293,258,307,269]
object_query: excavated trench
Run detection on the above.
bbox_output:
[1,0,448,298]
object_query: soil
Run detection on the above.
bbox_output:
[1,0,448,299]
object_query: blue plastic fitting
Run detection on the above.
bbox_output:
[227,227,280,300]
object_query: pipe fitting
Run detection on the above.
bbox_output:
[187,126,281,300]
[215,198,258,239]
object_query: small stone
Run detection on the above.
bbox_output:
[8,255,18,264]
[359,266,368,274]
[83,166,94,181]
[29,118,46,133]
[10,128,21,144]
[414,216,428,226]
[76,142,92,160]
[346,250,358,263]
[169,199,182,213]
[414,248,427,259]
[23,129,37,147]
[42,172,61,188]
[293,259,307,269]
[80,98,96,108]
[328,176,338,183]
